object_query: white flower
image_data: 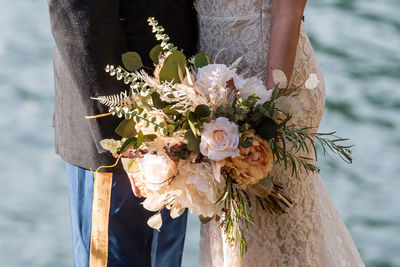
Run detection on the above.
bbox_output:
[200,117,240,161]
[195,64,237,110]
[99,139,122,154]
[129,153,178,192]
[195,64,235,95]
[276,96,303,117]
[234,76,272,105]
[168,161,225,217]
[305,73,320,90]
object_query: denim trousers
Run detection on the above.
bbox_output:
[65,162,188,267]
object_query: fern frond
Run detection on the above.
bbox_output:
[91,91,135,110]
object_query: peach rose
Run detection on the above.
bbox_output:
[224,130,274,187]
[200,117,240,161]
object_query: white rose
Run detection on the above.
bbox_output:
[136,154,178,191]
[234,76,272,105]
[200,117,240,161]
[168,161,225,217]
[195,64,236,96]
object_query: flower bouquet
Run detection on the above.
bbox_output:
[90,18,352,256]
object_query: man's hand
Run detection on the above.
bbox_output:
[128,174,142,198]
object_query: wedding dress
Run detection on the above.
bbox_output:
[196,1,365,266]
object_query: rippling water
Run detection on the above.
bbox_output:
[0,0,399,266]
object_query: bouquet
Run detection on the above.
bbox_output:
[89,18,352,256]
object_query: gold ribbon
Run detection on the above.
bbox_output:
[89,172,113,267]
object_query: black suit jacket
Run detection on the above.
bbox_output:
[48,0,198,172]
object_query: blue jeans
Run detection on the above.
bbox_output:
[65,162,188,267]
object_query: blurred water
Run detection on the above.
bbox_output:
[0,0,399,266]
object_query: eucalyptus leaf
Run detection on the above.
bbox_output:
[159,50,186,84]
[115,119,136,138]
[120,137,137,153]
[194,53,210,69]
[194,104,211,119]
[151,92,170,109]
[137,130,144,147]
[122,52,143,72]
[185,130,200,153]
[143,134,157,142]
[149,44,164,64]
[163,105,180,116]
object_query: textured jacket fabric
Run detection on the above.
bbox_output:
[48,0,198,172]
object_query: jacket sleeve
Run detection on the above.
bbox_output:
[48,0,128,153]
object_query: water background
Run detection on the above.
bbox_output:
[1,0,399,266]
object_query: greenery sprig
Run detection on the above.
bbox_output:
[147,17,178,52]
[217,175,254,258]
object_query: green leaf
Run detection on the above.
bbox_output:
[149,44,164,64]
[185,130,200,153]
[143,134,157,142]
[137,130,144,147]
[187,111,199,137]
[151,92,170,109]
[194,104,211,119]
[199,215,213,224]
[163,105,180,116]
[115,119,136,138]
[167,124,176,133]
[194,53,210,69]
[259,175,273,191]
[120,137,137,153]
[122,52,143,72]
[159,50,186,84]
[181,120,189,130]
[176,150,190,160]
[239,137,253,148]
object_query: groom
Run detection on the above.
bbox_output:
[47,0,198,266]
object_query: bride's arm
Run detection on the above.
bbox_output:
[266,0,307,89]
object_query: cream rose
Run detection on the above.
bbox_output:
[135,111,167,135]
[200,117,240,161]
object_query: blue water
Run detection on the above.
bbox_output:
[0,0,399,266]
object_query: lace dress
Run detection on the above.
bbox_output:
[196,1,365,266]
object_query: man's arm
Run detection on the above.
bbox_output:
[48,0,128,153]
[266,0,307,89]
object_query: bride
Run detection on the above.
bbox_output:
[196,0,365,266]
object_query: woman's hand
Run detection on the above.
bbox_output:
[266,0,307,89]
[128,173,142,198]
